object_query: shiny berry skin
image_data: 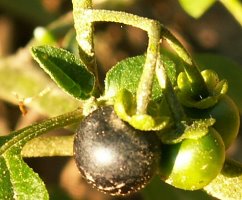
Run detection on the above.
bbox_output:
[159,127,225,190]
[74,106,161,196]
[185,95,240,149]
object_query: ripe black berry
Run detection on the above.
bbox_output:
[74,106,161,195]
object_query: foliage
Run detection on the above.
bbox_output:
[0,0,242,199]
[178,0,242,26]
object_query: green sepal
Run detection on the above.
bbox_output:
[159,117,215,144]
[31,45,95,100]
[114,89,170,131]
[195,53,242,114]
[177,69,228,109]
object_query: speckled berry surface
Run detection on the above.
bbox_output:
[74,106,161,195]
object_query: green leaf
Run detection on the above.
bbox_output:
[0,147,49,200]
[178,0,216,18]
[0,49,80,116]
[21,136,74,157]
[195,54,242,114]
[0,109,83,199]
[0,156,14,199]
[204,159,242,199]
[0,136,49,199]
[31,46,95,100]
[104,54,176,101]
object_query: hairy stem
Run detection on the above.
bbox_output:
[156,53,186,127]
[72,0,102,94]
[72,0,94,65]
[73,8,161,114]
[0,109,83,155]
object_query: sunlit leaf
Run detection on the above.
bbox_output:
[0,147,49,199]
[0,140,49,199]
[104,54,177,101]
[0,109,82,199]
[31,45,95,100]
[178,0,216,18]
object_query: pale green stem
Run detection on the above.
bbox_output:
[156,53,186,127]
[220,0,242,26]
[74,8,161,114]
[72,0,94,65]
[72,0,102,94]
[0,109,83,155]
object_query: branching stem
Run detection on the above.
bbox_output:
[72,0,102,94]
[156,53,186,128]
[72,6,161,114]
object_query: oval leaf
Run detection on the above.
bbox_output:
[31,45,95,100]
[0,109,83,199]
[0,156,14,199]
[104,54,176,101]
[0,148,49,199]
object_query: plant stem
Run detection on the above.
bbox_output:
[0,109,83,155]
[21,136,74,157]
[74,8,161,114]
[161,27,209,99]
[220,0,242,26]
[72,0,94,65]
[136,23,160,114]
[156,53,186,128]
[72,0,102,94]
